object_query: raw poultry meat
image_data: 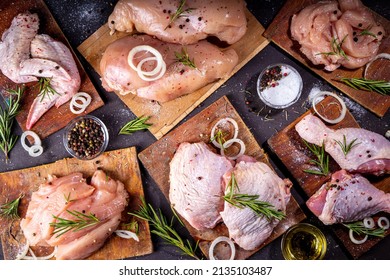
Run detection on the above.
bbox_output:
[169,142,233,230]
[220,159,291,250]
[295,114,390,175]
[20,34,81,129]
[306,170,390,225]
[20,170,128,260]
[0,12,39,83]
[100,34,238,102]
[108,0,247,45]
[290,0,385,71]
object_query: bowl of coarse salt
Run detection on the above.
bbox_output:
[256,63,303,109]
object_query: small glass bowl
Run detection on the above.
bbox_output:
[63,115,109,160]
[257,63,303,109]
[281,223,327,260]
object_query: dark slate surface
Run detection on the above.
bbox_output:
[0,0,389,260]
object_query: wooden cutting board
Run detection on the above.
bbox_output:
[78,9,269,139]
[264,0,390,117]
[0,147,153,260]
[268,96,390,259]
[138,96,306,260]
[0,0,104,139]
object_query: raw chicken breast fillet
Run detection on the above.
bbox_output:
[169,142,233,230]
[108,0,247,45]
[295,114,390,175]
[100,34,238,102]
[307,170,390,225]
[220,160,292,251]
[20,170,128,260]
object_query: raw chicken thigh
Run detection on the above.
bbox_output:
[295,114,390,175]
[307,170,390,225]
[108,0,247,45]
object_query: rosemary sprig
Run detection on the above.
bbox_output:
[165,0,195,29]
[123,220,139,234]
[0,194,23,219]
[303,140,330,176]
[175,48,196,69]
[50,210,100,237]
[210,129,227,149]
[223,174,286,221]
[316,35,348,60]
[359,29,377,38]
[131,197,200,259]
[334,135,360,156]
[343,221,385,238]
[339,77,390,95]
[0,86,24,161]
[37,77,60,102]
[119,116,152,135]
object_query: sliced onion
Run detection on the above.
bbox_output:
[209,236,236,260]
[349,229,368,245]
[364,53,390,79]
[15,240,30,260]
[28,144,43,157]
[363,217,375,229]
[21,131,41,152]
[114,230,139,242]
[210,118,239,149]
[312,91,346,124]
[221,138,246,160]
[70,92,92,114]
[127,45,166,81]
[22,246,57,260]
[377,217,389,230]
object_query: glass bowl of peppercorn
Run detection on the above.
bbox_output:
[63,115,109,160]
[257,63,303,109]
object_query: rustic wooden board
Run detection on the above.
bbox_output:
[268,96,390,259]
[78,9,269,139]
[138,96,306,260]
[263,0,390,117]
[0,147,153,260]
[0,0,104,139]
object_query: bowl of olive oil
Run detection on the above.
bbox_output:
[281,223,327,260]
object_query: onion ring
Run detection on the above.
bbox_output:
[349,229,368,245]
[114,230,139,242]
[15,240,30,260]
[136,57,167,81]
[364,53,390,79]
[210,118,239,149]
[221,138,246,160]
[312,91,346,124]
[21,131,41,152]
[377,217,389,230]
[70,92,92,114]
[209,236,236,260]
[363,217,375,229]
[22,246,57,260]
[28,144,43,157]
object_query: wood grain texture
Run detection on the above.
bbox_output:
[138,96,306,260]
[78,9,269,139]
[0,147,153,260]
[263,0,390,117]
[268,96,390,259]
[0,0,104,139]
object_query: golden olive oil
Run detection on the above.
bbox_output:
[281,223,327,260]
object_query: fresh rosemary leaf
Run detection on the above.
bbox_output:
[37,77,60,102]
[50,210,100,237]
[210,129,227,149]
[359,29,377,38]
[334,135,360,156]
[123,220,139,234]
[175,47,196,69]
[0,194,23,219]
[339,77,390,95]
[131,197,200,259]
[343,221,385,238]
[316,35,348,60]
[0,86,24,161]
[165,0,195,29]
[119,116,152,135]
[302,140,330,176]
[223,174,286,221]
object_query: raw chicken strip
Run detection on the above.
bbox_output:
[108,0,247,45]
[295,114,390,175]
[220,160,291,250]
[100,34,238,102]
[307,170,390,225]
[169,142,233,230]
[20,170,128,260]
[0,12,39,83]
[20,34,81,129]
